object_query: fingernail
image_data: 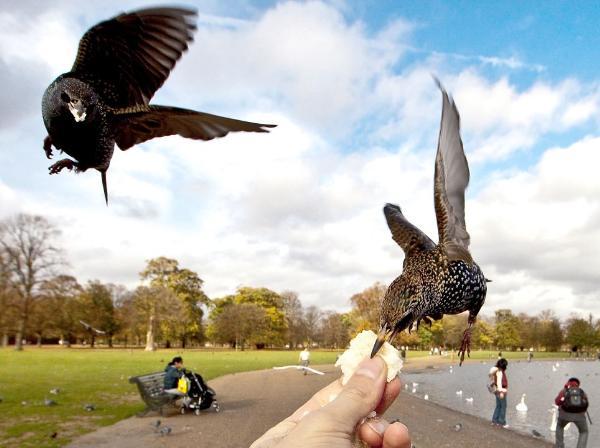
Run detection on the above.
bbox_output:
[366,417,388,435]
[355,356,384,380]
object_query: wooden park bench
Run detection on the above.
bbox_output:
[129,371,177,416]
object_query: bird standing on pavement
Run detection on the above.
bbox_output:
[371,80,488,365]
[42,7,275,204]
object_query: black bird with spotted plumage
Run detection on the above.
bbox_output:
[42,7,275,204]
[371,80,489,365]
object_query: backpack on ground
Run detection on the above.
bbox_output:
[561,386,589,413]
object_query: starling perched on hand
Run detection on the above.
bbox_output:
[41,7,275,204]
[371,79,488,365]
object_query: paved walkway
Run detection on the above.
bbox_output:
[68,363,552,448]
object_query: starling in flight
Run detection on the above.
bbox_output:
[371,80,488,365]
[42,7,275,204]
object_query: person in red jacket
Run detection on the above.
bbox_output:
[554,377,589,448]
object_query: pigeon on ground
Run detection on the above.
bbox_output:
[371,79,488,365]
[159,426,172,436]
[44,398,58,406]
[41,7,275,204]
[83,403,96,411]
[49,388,61,395]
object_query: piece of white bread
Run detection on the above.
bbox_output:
[335,330,403,385]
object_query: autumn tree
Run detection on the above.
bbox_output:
[538,310,563,351]
[565,316,595,352]
[209,303,268,349]
[115,290,146,346]
[140,257,210,349]
[0,253,18,347]
[517,313,542,349]
[28,275,81,347]
[472,319,496,349]
[76,280,120,347]
[133,285,175,351]
[208,287,287,347]
[348,282,386,334]
[281,291,306,348]
[320,312,350,348]
[303,305,322,346]
[417,324,433,348]
[443,314,469,349]
[494,309,522,350]
[0,214,64,350]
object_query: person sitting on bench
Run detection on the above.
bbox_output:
[164,356,185,397]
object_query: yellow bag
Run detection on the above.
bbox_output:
[177,376,190,394]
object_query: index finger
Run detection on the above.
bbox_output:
[288,378,344,422]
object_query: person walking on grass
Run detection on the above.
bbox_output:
[299,348,311,375]
[490,358,509,428]
[555,377,589,448]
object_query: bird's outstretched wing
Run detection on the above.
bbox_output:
[384,203,436,256]
[79,320,106,335]
[432,80,472,263]
[72,8,196,107]
[112,105,276,150]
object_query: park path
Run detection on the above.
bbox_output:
[68,362,552,448]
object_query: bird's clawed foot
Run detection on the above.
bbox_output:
[48,159,78,175]
[43,136,53,159]
[457,327,472,366]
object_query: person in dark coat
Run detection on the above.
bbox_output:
[554,377,589,448]
[164,356,185,395]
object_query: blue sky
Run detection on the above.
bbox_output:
[0,1,599,318]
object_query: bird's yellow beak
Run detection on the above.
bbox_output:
[370,328,390,358]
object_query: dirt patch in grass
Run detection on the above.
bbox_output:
[1,430,37,445]
[58,415,106,438]
[95,392,140,406]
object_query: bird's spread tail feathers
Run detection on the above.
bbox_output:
[101,171,108,205]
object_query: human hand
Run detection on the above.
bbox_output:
[250,356,411,448]
[498,392,505,399]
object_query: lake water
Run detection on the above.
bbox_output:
[402,359,599,445]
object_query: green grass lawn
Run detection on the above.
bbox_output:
[0,347,342,448]
[0,347,571,447]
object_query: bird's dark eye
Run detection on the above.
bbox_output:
[61,92,70,103]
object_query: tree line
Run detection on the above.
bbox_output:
[1,214,598,352]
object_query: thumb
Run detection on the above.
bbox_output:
[322,356,387,433]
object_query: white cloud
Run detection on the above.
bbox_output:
[0,10,77,74]
[471,136,600,315]
[167,1,413,134]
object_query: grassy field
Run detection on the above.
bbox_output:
[0,348,341,448]
[0,347,571,447]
